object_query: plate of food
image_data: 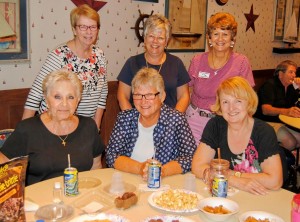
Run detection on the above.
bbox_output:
[142,215,195,222]
[148,189,202,213]
[239,211,284,222]
[69,213,130,222]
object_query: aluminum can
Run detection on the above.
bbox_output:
[64,167,78,196]
[147,161,161,188]
[212,175,228,197]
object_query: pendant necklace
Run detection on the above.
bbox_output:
[145,53,164,74]
[58,134,68,147]
[211,52,230,75]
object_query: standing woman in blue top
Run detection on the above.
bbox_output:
[22,4,107,130]
[117,14,190,113]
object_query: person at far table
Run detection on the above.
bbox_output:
[0,69,105,186]
[117,14,190,113]
[106,67,197,180]
[186,12,255,144]
[255,60,300,151]
[192,76,283,195]
[22,4,107,131]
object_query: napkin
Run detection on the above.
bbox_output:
[81,201,104,214]
[24,199,39,212]
[139,184,170,192]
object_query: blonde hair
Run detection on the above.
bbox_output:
[132,67,165,99]
[211,76,258,116]
[144,14,172,42]
[207,12,237,41]
[70,4,100,28]
[43,69,83,99]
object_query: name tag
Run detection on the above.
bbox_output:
[198,71,210,78]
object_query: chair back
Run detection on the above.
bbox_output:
[0,129,14,148]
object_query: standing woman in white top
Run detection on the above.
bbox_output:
[22,4,107,130]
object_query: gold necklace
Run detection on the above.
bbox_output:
[58,135,68,147]
[211,52,230,75]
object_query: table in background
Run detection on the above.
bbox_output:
[25,168,294,222]
[279,114,300,130]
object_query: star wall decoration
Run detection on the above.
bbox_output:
[71,0,107,12]
[244,4,259,32]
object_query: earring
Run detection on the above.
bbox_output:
[209,42,213,47]
[230,41,235,48]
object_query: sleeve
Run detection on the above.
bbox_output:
[24,51,62,110]
[175,114,197,173]
[105,112,129,167]
[258,81,276,105]
[187,55,199,87]
[200,117,220,150]
[176,57,191,87]
[117,57,135,86]
[239,55,255,87]
[1,122,28,159]
[253,120,280,163]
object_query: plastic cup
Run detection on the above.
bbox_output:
[109,172,125,195]
[184,174,196,192]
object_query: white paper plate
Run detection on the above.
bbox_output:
[239,211,284,222]
[78,177,101,189]
[35,204,73,221]
[148,189,203,213]
[142,215,195,222]
[69,213,130,222]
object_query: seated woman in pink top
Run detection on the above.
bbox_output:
[186,12,255,144]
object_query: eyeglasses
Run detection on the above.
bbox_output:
[146,34,166,43]
[132,92,160,100]
[76,25,98,31]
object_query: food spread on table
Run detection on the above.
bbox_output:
[203,205,232,214]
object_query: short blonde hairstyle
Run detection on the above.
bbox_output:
[70,4,100,29]
[43,69,83,100]
[132,67,165,99]
[211,76,258,116]
[207,12,237,41]
[144,14,172,42]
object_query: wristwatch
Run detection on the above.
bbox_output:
[234,171,242,177]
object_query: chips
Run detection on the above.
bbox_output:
[0,156,28,222]
[244,216,270,222]
[153,189,199,211]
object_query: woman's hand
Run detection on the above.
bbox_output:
[231,176,268,195]
[141,159,162,181]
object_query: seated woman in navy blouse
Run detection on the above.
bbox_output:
[106,67,197,179]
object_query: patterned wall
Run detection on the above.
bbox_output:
[0,0,299,90]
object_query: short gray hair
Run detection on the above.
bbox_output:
[274,60,298,76]
[42,69,83,99]
[132,67,165,98]
[144,14,172,42]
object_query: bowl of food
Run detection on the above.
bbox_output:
[199,197,239,221]
[239,211,284,222]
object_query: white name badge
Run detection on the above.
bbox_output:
[198,71,210,78]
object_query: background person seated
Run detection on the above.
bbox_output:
[255,60,300,151]
[192,76,283,195]
[0,69,105,186]
[106,67,197,180]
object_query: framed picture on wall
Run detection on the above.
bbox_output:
[134,0,159,2]
[0,0,29,62]
[165,0,207,52]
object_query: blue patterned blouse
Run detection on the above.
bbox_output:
[106,104,197,173]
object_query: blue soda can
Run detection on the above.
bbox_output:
[212,175,228,197]
[64,167,78,196]
[147,161,161,188]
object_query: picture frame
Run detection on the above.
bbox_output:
[0,0,29,62]
[134,0,159,3]
[165,0,207,52]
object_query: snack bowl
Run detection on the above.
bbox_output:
[198,197,239,221]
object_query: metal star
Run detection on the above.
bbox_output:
[244,4,259,32]
[71,0,107,11]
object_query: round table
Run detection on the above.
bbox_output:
[25,168,294,222]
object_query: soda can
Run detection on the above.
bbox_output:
[64,167,78,196]
[212,175,228,198]
[147,161,161,189]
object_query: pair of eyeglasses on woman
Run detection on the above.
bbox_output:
[132,92,160,100]
[76,25,98,31]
